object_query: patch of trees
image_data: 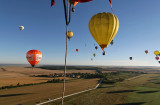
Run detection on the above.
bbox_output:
[101,71,145,84]
[37,65,100,70]
[0,79,63,90]
[47,79,63,83]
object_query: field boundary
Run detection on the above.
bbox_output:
[36,78,103,105]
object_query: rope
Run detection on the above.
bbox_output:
[62,0,70,105]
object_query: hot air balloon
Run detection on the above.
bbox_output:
[111,40,114,45]
[71,0,92,2]
[66,31,73,40]
[154,51,159,56]
[95,46,98,50]
[19,25,24,31]
[51,0,92,7]
[145,50,148,54]
[68,0,78,6]
[76,49,78,52]
[26,50,42,68]
[89,12,119,50]
[91,58,93,61]
[93,53,96,57]
[129,57,132,60]
[155,57,159,60]
[68,0,78,12]
[85,44,87,47]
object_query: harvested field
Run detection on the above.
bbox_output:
[0,66,74,87]
[0,66,97,87]
[0,78,99,105]
[3,66,96,75]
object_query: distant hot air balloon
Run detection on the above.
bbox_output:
[93,53,96,57]
[26,50,42,68]
[76,49,78,52]
[91,58,93,61]
[19,25,24,31]
[85,44,87,47]
[145,50,148,54]
[95,46,98,50]
[155,57,159,60]
[89,12,119,50]
[66,31,73,40]
[129,57,132,60]
[154,51,159,56]
[111,40,114,45]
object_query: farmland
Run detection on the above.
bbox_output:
[0,66,97,87]
[50,74,160,105]
[0,65,160,105]
[0,78,99,105]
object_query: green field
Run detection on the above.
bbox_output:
[47,74,160,105]
[126,75,160,105]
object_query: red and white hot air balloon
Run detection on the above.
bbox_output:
[26,50,42,68]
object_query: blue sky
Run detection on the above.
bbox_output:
[0,0,160,66]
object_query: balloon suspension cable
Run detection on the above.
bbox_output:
[62,0,71,105]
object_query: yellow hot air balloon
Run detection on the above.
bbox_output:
[66,31,73,40]
[154,51,159,56]
[89,12,119,50]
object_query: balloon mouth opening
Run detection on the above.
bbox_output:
[67,37,71,40]
[100,45,107,50]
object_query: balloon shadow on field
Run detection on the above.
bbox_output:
[154,82,160,84]
[97,86,114,89]
[107,90,138,94]
[0,93,32,97]
[136,90,159,94]
[148,79,158,81]
[116,102,146,105]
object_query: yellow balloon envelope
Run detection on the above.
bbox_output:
[66,31,73,39]
[88,12,119,50]
[154,51,159,55]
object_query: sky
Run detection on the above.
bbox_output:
[0,0,160,66]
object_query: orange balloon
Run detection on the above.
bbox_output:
[68,0,78,6]
[73,1,78,6]
[26,50,42,67]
